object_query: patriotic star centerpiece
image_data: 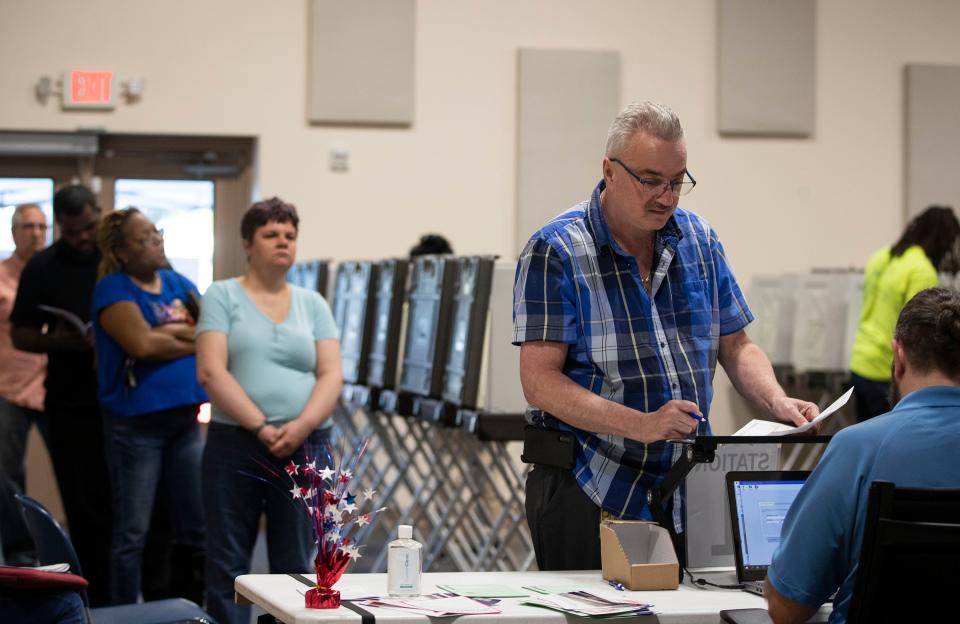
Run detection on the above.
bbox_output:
[280,441,385,609]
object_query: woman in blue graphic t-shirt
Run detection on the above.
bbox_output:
[92,208,208,606]
[195,197,342,624]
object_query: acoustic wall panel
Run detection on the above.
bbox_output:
[905,64,960,220]
[516,48,619,251]
[307,0,415,125]
[718,0,815,136]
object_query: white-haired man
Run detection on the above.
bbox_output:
[513,101,818,570]
[0,203,48,565]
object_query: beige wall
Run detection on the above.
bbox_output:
[3,0,960,433]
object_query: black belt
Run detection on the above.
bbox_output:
[288,573,376,624]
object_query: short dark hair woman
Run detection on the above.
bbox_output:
[92,207,207,605]
[195,197,342,624]
[849,205,960,421]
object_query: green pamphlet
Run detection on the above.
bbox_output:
[436,584,529,598]
[522,585,586,595]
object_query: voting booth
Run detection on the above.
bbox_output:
[286,258,330,297]
[746,274,800,368]
[329,255,533,573]
[386,254,458,417]
[332,261,378,386]
[341,258,408,408]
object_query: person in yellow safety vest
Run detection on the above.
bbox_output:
[849,205,960,422]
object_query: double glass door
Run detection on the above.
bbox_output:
[0,132,255,290]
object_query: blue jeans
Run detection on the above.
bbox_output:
[0,398,48,565]
[104,405,204,605]
[203,422,330,624]
[0,588,86,624]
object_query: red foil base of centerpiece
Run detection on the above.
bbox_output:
[305,587,340,609]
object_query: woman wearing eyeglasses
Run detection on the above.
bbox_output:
[92,208,207,606]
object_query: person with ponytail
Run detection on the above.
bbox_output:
[848,205,960,421]
[91,207,207,606]
[767,287,960,623]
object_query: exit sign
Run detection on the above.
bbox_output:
[61,70,115,110]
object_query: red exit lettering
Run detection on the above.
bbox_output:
[69,71,113,104]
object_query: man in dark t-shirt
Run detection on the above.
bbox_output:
[10,184,112,607]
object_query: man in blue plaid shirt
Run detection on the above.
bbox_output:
[513,102,819,571]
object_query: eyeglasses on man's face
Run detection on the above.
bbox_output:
[15,223,48,232]
[610,158,697,197]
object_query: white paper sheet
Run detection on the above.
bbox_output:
[732,387,853,436]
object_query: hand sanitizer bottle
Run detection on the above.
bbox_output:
[387,524,422,596]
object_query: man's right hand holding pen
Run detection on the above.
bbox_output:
[624,399,703,443]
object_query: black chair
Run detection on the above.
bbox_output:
[16,494,216,624]
[721,480,960,624]
[845,480,960,622]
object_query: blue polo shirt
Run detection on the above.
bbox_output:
[93,269,208,417]
[768,386,960,623]
[513,179,753,527]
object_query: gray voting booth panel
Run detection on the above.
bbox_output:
[367,259,408,390]
[399,256,458,399]
[442,257,495,409]
[287,259,328,295]
[337,261,378,385]
[459,261,528,440]
[685,444,780,569]
[316,262,330,300]
[331,263,351,339]
[481,262,527,415]
[746,274,800,368]
[790,273,862,373]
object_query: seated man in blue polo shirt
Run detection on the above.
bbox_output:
[766,287,960,623]
[513,101,819,570]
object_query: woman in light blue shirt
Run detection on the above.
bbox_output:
[195,197,342,624]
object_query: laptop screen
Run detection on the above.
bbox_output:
[726,471,810,582]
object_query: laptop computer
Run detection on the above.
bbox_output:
[725,470,810,596]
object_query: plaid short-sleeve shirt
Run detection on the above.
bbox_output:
[513,180,753,528]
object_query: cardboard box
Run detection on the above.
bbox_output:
[600,520,679,590]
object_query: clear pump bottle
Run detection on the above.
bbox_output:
[387,524,422,596]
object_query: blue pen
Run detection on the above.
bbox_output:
[606,579,625,591]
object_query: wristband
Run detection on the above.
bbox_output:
[252,421,267,435]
